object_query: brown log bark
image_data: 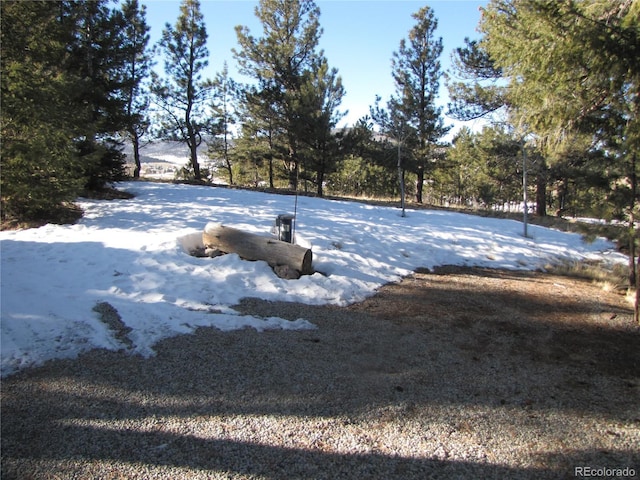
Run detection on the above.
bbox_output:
[202,223,313,275]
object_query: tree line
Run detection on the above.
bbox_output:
[1,0,638,235]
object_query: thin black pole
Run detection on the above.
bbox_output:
[522,140,528,238]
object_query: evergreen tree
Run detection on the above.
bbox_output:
[152,0,210,180]
[446,29,545,217]
[207,62,239,184]
[437,126,534,211]
[370,94,415,214]
[65,0,129,191]
[234,0,324,190]
[120,0,152,179]
[235,81,287,188]
[332,117,399,198]
[390,6,450,203]
[435,127,485,206]
[481,0,639,146]
[481,126,531,210]
[298,56,346,197]
[1,1,84,222]
[546,133,612,218]
[1,0,139,223]
[446,38,506,122]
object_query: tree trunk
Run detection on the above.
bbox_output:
[185,90,200,180]
[415,167,424,204]
[398,143,406,216]
[536,172,547,217]
[202,223,313,275]
[268,154,274,189]
[633,255,640,325]
[288,158,298,191]
[288,141,298,191]
[556,177,569,216]
[223,133,233,185]
[189,139,200,180]
[317,168,324,197]
[129,128,141,179]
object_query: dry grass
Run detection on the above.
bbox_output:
[543,259,632,293]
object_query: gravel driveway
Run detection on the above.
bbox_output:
[2,267,639,479]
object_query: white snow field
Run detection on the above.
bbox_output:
[0,181,626,377]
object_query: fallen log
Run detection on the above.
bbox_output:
[202,223,313,276]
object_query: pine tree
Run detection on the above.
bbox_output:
[333,117,398,198]
[1,1,84,222]
[448,34,552,217]
[207,62,239,184]
[390,6,450,203]
[370,94,415,215]
[65,0,129,191]
[234,0,323,190]
[481,0,639,146]
[436,127,484,206]
[445,37,506,121]
[1,0,139,223]
[120,0,152,179]
[152,0,210,180]
[235,81,286,188]
[298,56,346,197]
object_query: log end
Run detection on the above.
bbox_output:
[301,249,313,275]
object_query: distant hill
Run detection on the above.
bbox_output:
[121,140,215,179]
[121,140,214,166]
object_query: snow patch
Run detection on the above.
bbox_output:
[177,230,205,254]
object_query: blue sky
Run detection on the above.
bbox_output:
[144,0,488,133]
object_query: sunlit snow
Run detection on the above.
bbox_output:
[0,181,626,377]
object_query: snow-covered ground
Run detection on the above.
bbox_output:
[0,181,626,377]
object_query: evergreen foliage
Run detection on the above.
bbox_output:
[234,0,343,192]
[233,81,288,188]
[64,0,130,191]
[207,62,239,185]
[481,0,639,145]
[297,56,346,196]
[2,2,75,220]
[371,6,449,207]
[446,37,506,121]
[152,0,210,181]
[1,0,153,223]
[432,126,524,209]
[329,119,398,198]
[120,0,152,179]
[392,6,450,203]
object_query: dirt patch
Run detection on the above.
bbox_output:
[2,267,639,479]
[93,301,135,351]
[349,266,639,379]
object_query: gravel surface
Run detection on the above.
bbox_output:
[2,267,639,479]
